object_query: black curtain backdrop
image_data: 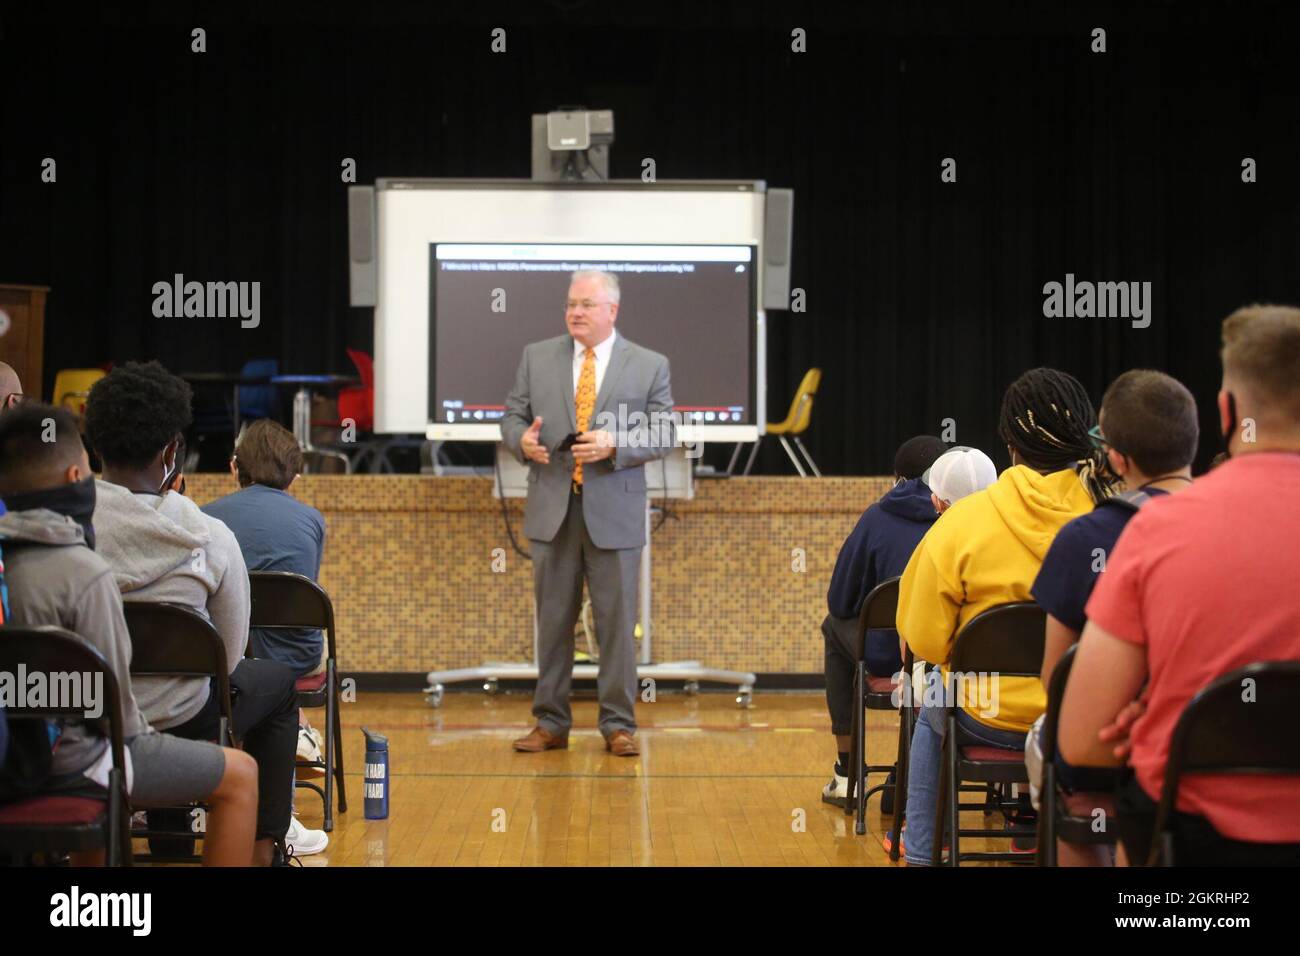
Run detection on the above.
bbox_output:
[3,1,1298,474]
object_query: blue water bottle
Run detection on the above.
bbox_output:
[362,727,390,820]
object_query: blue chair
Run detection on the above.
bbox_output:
[237,358,280,424]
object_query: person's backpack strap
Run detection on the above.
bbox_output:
[1097,489,1154,514]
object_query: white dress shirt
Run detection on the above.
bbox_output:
[572,330,617,399]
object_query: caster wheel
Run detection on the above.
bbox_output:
[483,678,499,696]
[426,685,444,708]
[684,680,700,696]
[736,689,753,708]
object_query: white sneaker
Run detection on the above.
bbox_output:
[821,767,849,808]
[296,726,324,763]
[285,816,329,856]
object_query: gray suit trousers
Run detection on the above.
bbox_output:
[531,491,642,737]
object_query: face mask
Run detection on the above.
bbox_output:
[159,452,180,495]
[3,474,98,549]
[1221,392,1237,459]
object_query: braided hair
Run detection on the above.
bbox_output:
[997,368,1114,502]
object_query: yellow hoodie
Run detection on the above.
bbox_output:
[896,465,1094,732]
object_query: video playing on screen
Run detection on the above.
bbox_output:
[429,243,755,426]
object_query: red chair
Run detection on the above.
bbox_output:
[317,348,398,472]
[336,348,374,433]
[0,627,132,866]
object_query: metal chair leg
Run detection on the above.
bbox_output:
[725,443,744,475]
[323,659,337,831]
[931,736,949,866]
[853,663,868,833]
[348,443,374,473]
[742,438,763,475]
[792,435,822,477]
[945,714,961,866]
[306,448,353,475]
[1038,764,1055,867]
[333,661,347,814]
[889,700,911,860]
[107,767,125,867]
[845,664,862,818]
[777,436,808,477]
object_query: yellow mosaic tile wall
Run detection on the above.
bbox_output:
[186,474,895,675]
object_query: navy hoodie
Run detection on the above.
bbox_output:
[826,477,938,619]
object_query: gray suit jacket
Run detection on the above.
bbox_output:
[501,333,676,549]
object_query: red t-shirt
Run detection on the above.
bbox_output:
[1086,452,1300,843]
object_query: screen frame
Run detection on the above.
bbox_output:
[372,178,767,443]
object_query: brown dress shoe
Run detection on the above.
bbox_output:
[605,729,640,756]
[513,725,568,752]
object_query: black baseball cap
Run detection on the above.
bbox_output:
[893,435,949,480]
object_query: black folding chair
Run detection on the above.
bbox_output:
[1036,644,1117,866]
[123,602,235,862]
[844,577,904,836]
[0,627,132,866]
[248,571,347,832]
[1146,660,1300,866]
[884,646,918,860]
[932,601,1044,866]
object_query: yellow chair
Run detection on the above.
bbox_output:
[52,368,106,416]
[735,367,823,477]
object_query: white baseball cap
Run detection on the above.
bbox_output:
[928,446,998,504]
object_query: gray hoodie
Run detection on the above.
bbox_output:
[92,480,249,729]
[0,508,153,780]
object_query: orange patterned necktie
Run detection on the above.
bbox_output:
[573,347,596,484]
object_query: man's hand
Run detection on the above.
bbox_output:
[573,430,615,464]
[1097,697,1147,763]
[520,416,550,464]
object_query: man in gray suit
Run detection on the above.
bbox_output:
[501,270,675,756]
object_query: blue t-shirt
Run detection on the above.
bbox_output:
[1031,488,1168,632]
[202,484,326,677]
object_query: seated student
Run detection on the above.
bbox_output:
[894,368,1112,864]
[0,361,26,519]
[83,361,323,865]
[1026,370,1198,866]
[202,420,328,767]
[0,403,257,865]
[168,430,329,854]
[0,361,24,412]
[925,446,998,516]
[898,445,999,666]
[820,435,947,809]
[1061,306,1300,866]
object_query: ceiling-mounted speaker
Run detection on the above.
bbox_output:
[348,185,377,307]
[762,188,794,311]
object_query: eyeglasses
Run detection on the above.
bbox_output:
[565,299,610,312]
[1087,424,1125,457]
[2,392,27,408]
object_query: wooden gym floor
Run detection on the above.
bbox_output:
[271,689,1028,867]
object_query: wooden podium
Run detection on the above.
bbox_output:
[0,284,48,401]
